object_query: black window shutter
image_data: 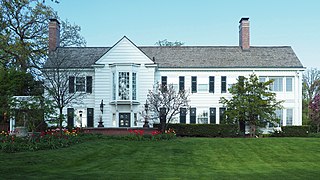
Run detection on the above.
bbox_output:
[67,108,74,127]
[209,76,215,93]
[192,76,197,93]
[69,76,75,93]
[161,76,167,92]
[86,76,92,93]
[190,107,196,124]
[221,76,227,93]
[179,76,185,91]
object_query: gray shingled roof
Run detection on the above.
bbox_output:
[44,46,303,69]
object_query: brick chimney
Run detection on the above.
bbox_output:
[239,17,250,50]
[49,19,60,52]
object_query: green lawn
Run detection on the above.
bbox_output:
[1,137,320,179]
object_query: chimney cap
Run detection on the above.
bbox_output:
[239,17,249,23]
[49,18,60,24]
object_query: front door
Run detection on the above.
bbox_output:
[119,113,130,127]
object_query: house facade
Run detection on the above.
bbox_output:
[44,18,304,129]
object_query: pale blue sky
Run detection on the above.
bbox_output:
[49,0,320,69]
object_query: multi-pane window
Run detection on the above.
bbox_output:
[132,73,137,100]
[198,84,208,92]
[76,77,85,92]
[286,109,293,126]
[179,76,185,91]
[270,77,283,92]
[221,76,227,93]
[197,109,208,124]
[209,76,215,93]
[275,109,283,126]
[112,72,137,101]
[119,72,130,100]
[286,77,293,92]
[69,76,92,93]
[192,76,197,93]
[161,76,167,92]
[259,76,266,83]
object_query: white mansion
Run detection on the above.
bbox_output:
[44,17,304,129]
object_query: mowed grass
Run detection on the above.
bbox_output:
[1,137,320,179]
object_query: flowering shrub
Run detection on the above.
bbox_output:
[124,128,176,141]
[0,128,100,153]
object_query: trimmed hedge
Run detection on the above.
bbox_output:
[154,124,239,137]
[272,125,310,137]
[281,126,309,137]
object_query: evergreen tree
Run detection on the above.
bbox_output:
[220,74,283,137]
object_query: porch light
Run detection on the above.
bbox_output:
[100,99,105,113]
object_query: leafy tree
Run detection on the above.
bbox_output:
[220,74,283,137]
[0,0,86,125]
[303,68,320,102]
[0,68,42,124]
[302,68,320,125]
[0,0,86,72]
[155,39,184,46]
[309,94,320,133]
[10,96,55,133]
[42,51,86,131]
[59,19,86,47]
[146,83,189,132]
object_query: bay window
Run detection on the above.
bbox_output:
[112,71,137,101]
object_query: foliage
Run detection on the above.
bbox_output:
[303,68,320,102]
[271,126,310,137]
[308,132,320,138]
[154,123,239,137]
[309,94,320,132]
[59,19,86,47]
[0,0,86,125]
[147,83,189,132]
[0,69,43,123]
[155,39,184,46]
[0,0,86,73]
[0,128,100,153]
[9,96,55,132]
[302,68,320,125]
[0,0,55,72]
[121,129,176,141]
[220,74,283,137]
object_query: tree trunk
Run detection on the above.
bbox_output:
[160,118,166,133]
[59,107,63,136]
[317,123,320,133]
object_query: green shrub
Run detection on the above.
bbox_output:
[308,133,320,138]
[271,126,310,137]
[1,129,102,153]
[154,124,239,137]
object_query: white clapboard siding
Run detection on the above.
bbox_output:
[93,36,155,127]
[157,69,303,126]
